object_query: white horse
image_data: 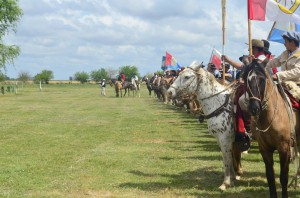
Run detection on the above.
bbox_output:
[131,77,140,97]
[167,61,242,190]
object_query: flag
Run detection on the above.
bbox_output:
[165,52,181,70]
[161,56,168,71]
[268,21,300,43]
[210,48,222,69]
[248,0,300,23]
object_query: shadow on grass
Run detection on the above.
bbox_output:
[119,167,275,197]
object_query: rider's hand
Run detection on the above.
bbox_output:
[272,74,278,81]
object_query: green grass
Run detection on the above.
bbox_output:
[0,84,299,197]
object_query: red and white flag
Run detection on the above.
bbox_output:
[248,0,300,23]
[210,48,222,69]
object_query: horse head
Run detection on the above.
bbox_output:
[167,61,204,99]
[242,58,269,116]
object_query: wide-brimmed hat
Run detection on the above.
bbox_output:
[282,31,300,42]
[262,39,271,54]
[251,39,264,48]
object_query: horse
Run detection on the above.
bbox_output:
[167,61,242,190]
[114,81,122,97]
[142,76,153,97]
[122,81,134,97]
[131,77,141,97]
[242,59,300,198]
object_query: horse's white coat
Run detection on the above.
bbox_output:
[167,61,235,190]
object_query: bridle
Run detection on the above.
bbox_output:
[170,66,235,119]
[246,69,278,132]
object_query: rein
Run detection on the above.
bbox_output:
[246,70,278,132]
[171,66,235,119]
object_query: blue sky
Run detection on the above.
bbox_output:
[5,0,284,80]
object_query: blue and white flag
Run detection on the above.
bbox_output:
[268,21,300,44]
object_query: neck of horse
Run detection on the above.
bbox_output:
[196,77,230,114]
[256,75,285,127]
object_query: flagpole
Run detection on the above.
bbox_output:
[267,21,277,40]
[248,20,253,60]
[209,47,214,63]
[222,0,226,84]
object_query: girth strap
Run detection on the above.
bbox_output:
[205,94,231,119]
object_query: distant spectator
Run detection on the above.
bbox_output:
[101,79,106,96]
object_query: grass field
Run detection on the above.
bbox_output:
[0,84,299,198]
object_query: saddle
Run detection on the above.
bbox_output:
[281,81,300,110]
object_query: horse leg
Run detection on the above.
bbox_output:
[278,145,291,198]
[123,89,126,97]
[232,141,243,179]
[260,149,277,198]
[218,137,234,190]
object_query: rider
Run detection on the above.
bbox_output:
[218,63,233,82]
[222,39,267,142]
[262,39,278,76]
[266,31,300,110]
[266,31,300,85]
[207,63,220,78]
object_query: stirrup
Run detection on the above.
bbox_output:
[237,133,251,152]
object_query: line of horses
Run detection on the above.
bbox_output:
[164,60,299,198]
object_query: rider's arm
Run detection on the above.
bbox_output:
[222,55,243,70]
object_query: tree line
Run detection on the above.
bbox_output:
[8,65,142,84]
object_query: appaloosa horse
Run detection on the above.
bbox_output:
[167,61,242,190]
[243,59,300,198]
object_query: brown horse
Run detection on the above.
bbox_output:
[243,59,300,198]
[114,81,122,97]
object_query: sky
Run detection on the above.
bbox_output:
[4,0,285,80]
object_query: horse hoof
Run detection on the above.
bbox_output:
[235,175,241,181]
[218,184,228,191]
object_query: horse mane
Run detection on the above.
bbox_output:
[242,59,268,83]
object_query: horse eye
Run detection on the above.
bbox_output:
[184,76,190,80]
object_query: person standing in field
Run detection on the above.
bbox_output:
[101,79,106,96]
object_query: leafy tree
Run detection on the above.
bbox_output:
[74,71,89,84]
[34,70,54,84]
[119,65,140,81]
[90,68,108,82]
[0,72,6,82]
[0,0,23,70]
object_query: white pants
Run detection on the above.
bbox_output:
[101,87,106,96]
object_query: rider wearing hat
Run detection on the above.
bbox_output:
[207,63,220,78]
[266,31,300,84]
[222,39,267,145]
[262,39,278,75]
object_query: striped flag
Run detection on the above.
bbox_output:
[248,0,300,23]
[165,52,181,70]
[268,21,300,44]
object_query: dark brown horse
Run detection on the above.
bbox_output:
[142,76,153,97]
[243,59,300,198]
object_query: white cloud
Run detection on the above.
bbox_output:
[4,0,285,79]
